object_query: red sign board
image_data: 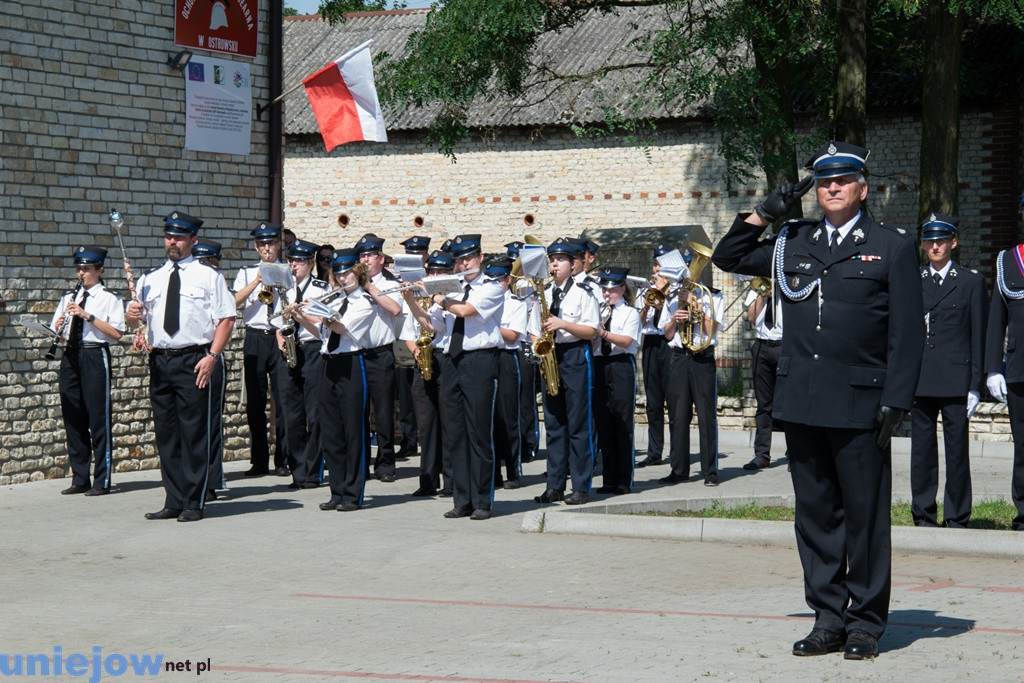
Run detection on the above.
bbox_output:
[175,0,258,59]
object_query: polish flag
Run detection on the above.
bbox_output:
[302,39,388,152]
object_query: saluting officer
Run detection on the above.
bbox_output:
[233,223,289,477]
[532,238,600,505]
[912,214,986,528]
[126,212,236,522]
[635,246,677,469]
[275,238,330,490]
[713,141,924,659]
[191,237,228,498]
[354,233,405,482]
[53,246,125,496]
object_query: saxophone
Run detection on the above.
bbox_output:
[532,278,560,396]
[278,289,298,369]
[415,297,435,381]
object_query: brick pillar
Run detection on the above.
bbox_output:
[975,99,1023,277]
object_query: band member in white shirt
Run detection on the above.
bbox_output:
[191,237,228,498]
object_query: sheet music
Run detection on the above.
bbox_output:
[519,245,549,280]
[421,274,466,297]
[259,262,296,289]
[18,318,59,339]
[393,254,426,284]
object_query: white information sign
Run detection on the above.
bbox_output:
[184,55,252,155]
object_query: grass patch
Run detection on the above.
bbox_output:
[641,498,1017,530]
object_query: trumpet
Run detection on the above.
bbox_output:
[268,287,346,321]
[678,241,716,353]
[257,285,275,305]
[46,278,83,360]
[642,275,671,309]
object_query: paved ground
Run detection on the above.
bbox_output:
[2,429,1022,682]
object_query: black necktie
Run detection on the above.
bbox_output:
[601,307,612,356]
[764,294,775,329]
[829,230,840,252]
[164,264,180,336]
[448,284,471,358]
[70,290,89,344]
[327,298,349,352]
[933,273,942,287]
[550,284,566,318]
[652,302,662,329]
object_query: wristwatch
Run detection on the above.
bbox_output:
[206,350,219,360]
[87,314,96,323]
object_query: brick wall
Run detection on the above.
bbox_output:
[0,3,272,484]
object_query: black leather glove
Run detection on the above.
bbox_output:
[754,175,814,223]
[874,405,904,449]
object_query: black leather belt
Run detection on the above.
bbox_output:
[301,340,321,349]
[363,344,393,357]
[66,342,109,350]
[246,328,277,336]
[556,340,587,349]
[673,346,715,360]
[150,344,209,357]
[756,339,782,347]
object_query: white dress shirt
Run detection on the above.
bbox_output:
[664,288,724,350]
[363,271,403,348]
[319,288,375,355]
[51,282,125,344]
[274,276,330,342]
[135,256,235,349]
[500,290,528,350]
[596,299,641,356]
[233,261,284,330]
[529,278,600,344]
[441,275,504,352]
[743,289,783,341]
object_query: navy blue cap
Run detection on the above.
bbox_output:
[288,239,319,259]
[450,234,482,258]
[426,249,455,271]
[565,237,588,258]
[400,236,430,254]
[355,233,385,254]
[440,239,454,255]
[73,245,108,266]
[920,213,959,241]
[548,238,577,258]
[598,266,629,288]
[505,241,524,259]
[653,244,671,258]
[804,140,870,179]
[585,240,600,255]
[164,211,203,235]
[331,248,360,274]
[483,258,514,278]
[191,238,222,260]
[251,222,282,242]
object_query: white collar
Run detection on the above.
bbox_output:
[825,211,863,241]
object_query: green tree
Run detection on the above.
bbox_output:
[284,5,299,16]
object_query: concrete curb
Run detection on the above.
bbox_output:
[522,495,1024,559]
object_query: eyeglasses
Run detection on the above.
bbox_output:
[316,255,331,262]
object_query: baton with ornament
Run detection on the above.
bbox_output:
[108,209,148,352]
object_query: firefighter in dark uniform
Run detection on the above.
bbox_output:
[126,211,236,522]
[713,141,925,659]
[532,238,600,505]
[275,238,330,489]
[191,237,228,498]
[233,223,289,477]
[395,236,429,460]
[506,240,540,464]
[53,246,125,496]
[984,203,1024,532]
[912,214,986,528]
[635,246,677,468]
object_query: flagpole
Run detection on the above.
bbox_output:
[256,39,375,120]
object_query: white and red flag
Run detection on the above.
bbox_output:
[302,39,387,152]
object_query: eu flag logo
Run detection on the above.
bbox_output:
[187,62,205,82]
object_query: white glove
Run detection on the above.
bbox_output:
[987,373,1007,403]
[966,390,980,418]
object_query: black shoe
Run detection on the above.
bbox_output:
[792,628,845,656]
[61,484,90,495]
[206,489,218,501]
[635,456,663,468]
[615,485,632,495]
[177,509,203,522]
[288,482,300,490]
[658,472,688,484]
[145,507,182,520]
[439,488,453,498]
[336,502,360,512]
[564,491,589,505]
[412,486,437,497]
[470,508,491,520]
[521,454,535,464]
[743,456,770,471]
[843,630,878,660]
[273,466,291,477]
[444,507,472,519]
[704,473,719,487]
[299,482,319,489]
[502,479,521,490]
[377,472,396,483]
[534,489,565,504]
[84,487,109,497]
[596,485,617,494]
[244,466,269,477]
[319,497,342,511]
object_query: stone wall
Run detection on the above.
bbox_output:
[0,2,272,484]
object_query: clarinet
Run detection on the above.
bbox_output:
[46,279,83,360]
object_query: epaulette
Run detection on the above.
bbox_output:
[310,278,328,289]
[879,222,911,238]
[710,287,722,294]
[382,270,400,281]
[363,293,377,304]
[145,266,160,275]
[577,281,593,293]
[197,260,215,268]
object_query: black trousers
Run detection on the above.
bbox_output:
[786,423,892,639]
[668,348,718,478]
[149,348,211,511]
[1005,382,1024,530]
[59,345,113,489]
[363,344,397,477]
[278,340,324,486]
[641,334,674,460]
[751,339,781,460]
[434,352,456,490]
[517,347,539,461]
[208,356,226,490]
[411,356,444,490]
[319,352,369,507]
[494,349,522,484]
[595,354,636,490]
[542,341,596,494]
[440,349,498,512]
[243,328,287,470]
[396,364,418,455]
[910,395,972,527]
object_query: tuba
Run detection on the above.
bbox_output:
[678,240,716,353]
[415,296,435,381]
[531,278,560,396]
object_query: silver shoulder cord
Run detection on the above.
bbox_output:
[774,225,825,330]
[997,250,1024,300]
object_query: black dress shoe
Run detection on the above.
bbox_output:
[244,466,269,477]
[658,472,688,484]
[145,507,182,520]
[534,489,564,504]
[336,502,360,512]
[412,486,438,497]
[299,482,319,489]
[273,466,291,477]
[743,456,770,471]
[614,485,631,495]
[377,472,396,483]
[444,507,472,518]
[61,484,90,495]
[792,628,845,656]
[564,491,589,505]
[319,497,342,511]
[177,509,203,522]
[502,479,521,490]
[206,489,218,501]
[596,485,617,494]
[521,454,535,464]
[635,456,663,468]
[439,488,453,497]
[704,473,719,487]
[288,482,300,490]
[84,487,109,496]
[843,629,878,660]
[469,508,491,520]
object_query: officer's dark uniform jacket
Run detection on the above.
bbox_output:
[985,249,1024,383]
[917,262,986,397]
[713,212,924,429]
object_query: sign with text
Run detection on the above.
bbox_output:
[175,0,258,59]
[184,55,252,156]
